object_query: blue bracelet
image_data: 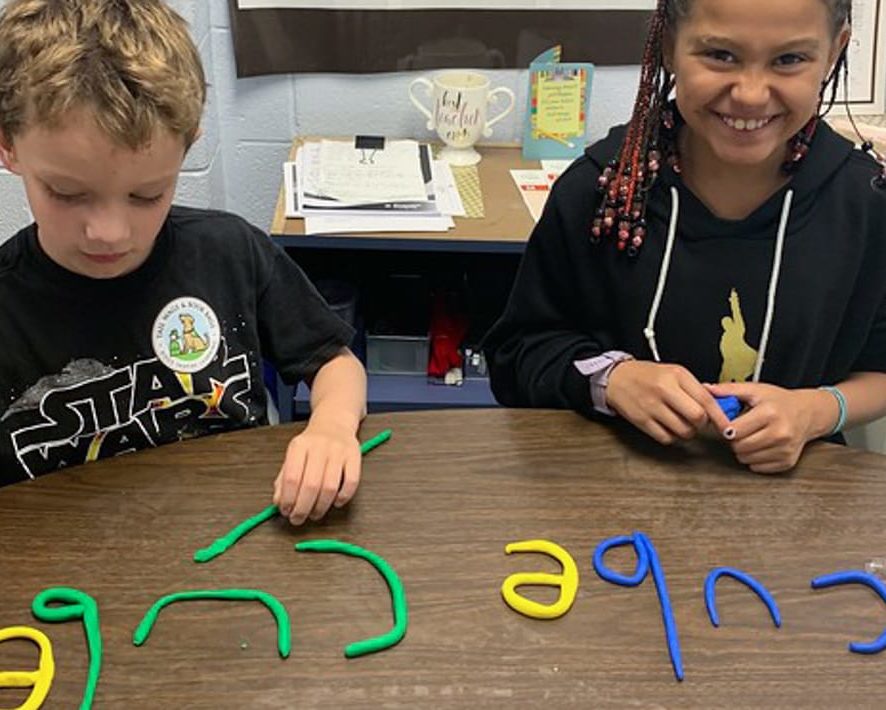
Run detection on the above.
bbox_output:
[819,385,847,435]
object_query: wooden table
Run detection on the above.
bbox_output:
[2,409,885,708]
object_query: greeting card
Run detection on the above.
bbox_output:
[522,46,593,160]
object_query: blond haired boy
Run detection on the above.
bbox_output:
[0,0,368,526]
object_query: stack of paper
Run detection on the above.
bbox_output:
[283,139,465,234]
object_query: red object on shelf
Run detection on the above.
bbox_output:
[427,291,469,378]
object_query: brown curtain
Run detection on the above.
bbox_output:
[228,1,652,77]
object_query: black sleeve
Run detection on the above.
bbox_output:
[849,184,886,375]
[253,234,355,385]
[483,168,617,416]
[852,292,886,373]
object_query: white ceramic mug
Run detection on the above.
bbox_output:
[408,70,515,165]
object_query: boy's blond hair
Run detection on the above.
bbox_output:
[0,0,206,150]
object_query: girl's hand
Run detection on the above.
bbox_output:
[607,360,732,444]
[273,419,362,526]
[706,382,838,474]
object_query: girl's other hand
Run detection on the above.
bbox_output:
[706,382,837,474]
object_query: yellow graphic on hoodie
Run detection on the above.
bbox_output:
[719,288,758,383]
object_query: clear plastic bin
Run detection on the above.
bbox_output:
[366,334,430,375]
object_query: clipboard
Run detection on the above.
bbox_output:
[522,46,594,161]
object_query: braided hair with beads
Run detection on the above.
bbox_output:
[591,0,672,256]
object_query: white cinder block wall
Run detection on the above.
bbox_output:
[0,0,883,452]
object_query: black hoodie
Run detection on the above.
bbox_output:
[484,121,886,417]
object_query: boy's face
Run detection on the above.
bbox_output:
[0,108,185,279]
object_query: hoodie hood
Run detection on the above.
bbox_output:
[584,115,856,242]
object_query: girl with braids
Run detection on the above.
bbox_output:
[484,0,886,473]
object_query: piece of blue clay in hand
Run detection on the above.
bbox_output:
[716,396,741,421]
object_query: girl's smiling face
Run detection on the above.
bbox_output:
[667,0,849,173]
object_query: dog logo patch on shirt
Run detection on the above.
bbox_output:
[152,297,221,373]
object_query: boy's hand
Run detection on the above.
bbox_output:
[273,418,361,526]
[706,382,837,474]
[606,360,732,444]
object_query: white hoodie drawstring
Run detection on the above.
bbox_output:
[643,186,794,383]
[643,186,681,363]
[753,189,793,382]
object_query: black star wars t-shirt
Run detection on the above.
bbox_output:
[0,206,353,484]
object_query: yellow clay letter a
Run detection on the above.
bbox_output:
[501,539,579,619]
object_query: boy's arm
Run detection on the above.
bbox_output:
[306,348,367,434]
[273,348,367,525]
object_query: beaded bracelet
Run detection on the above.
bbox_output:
[819,385,848,436]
